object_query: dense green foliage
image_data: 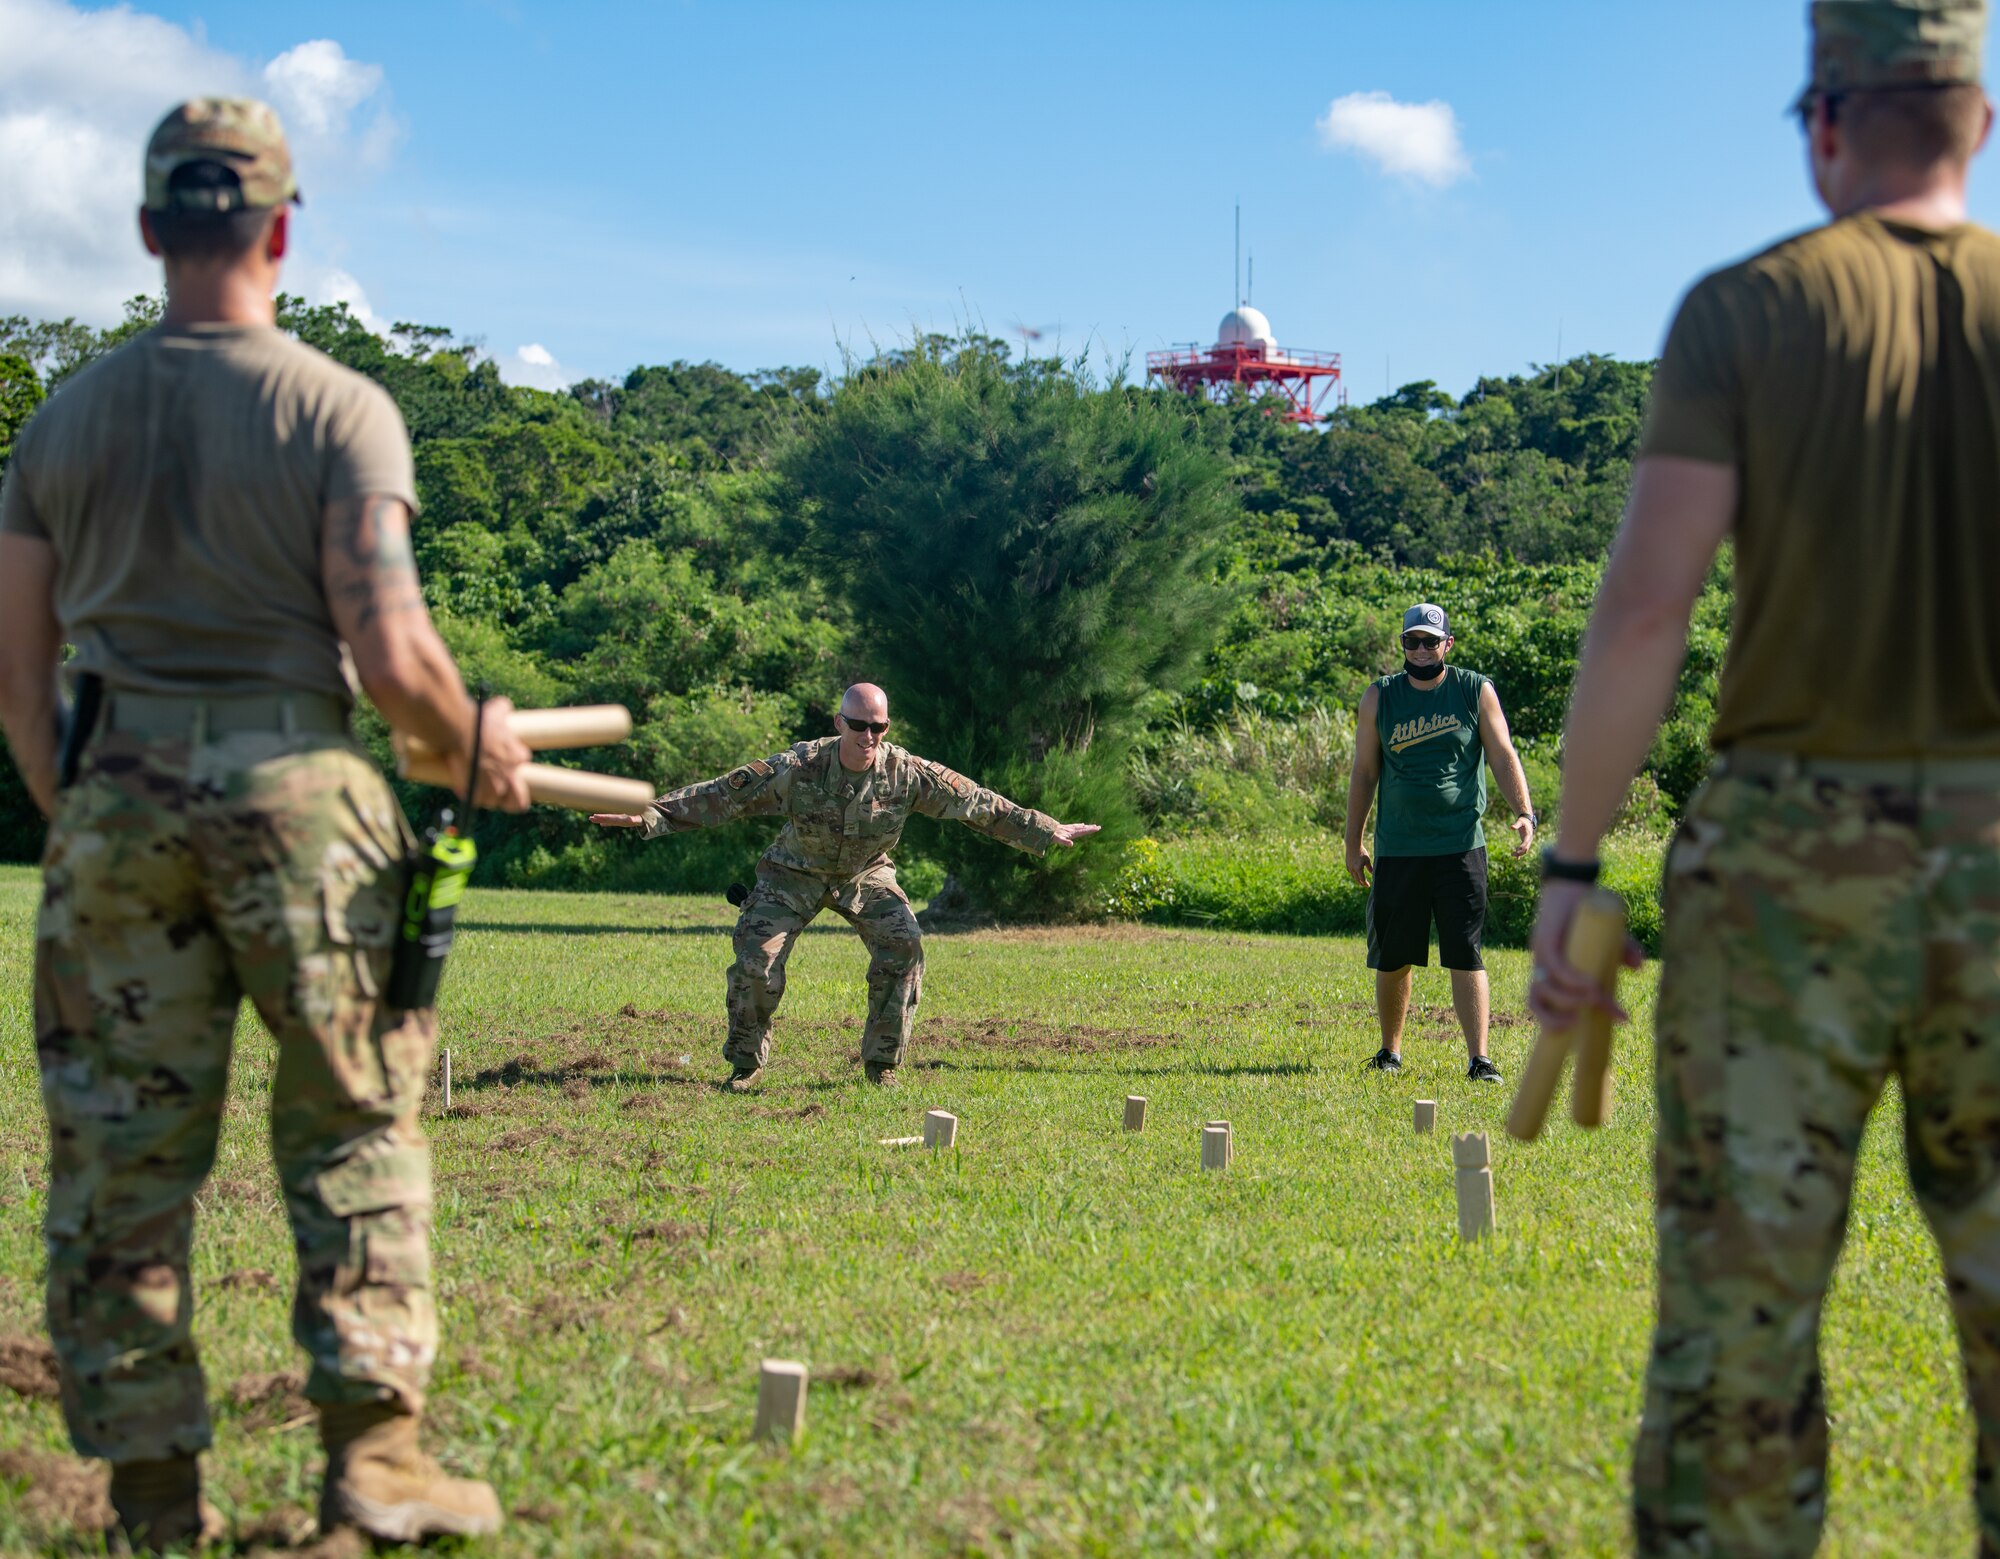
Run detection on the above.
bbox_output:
[0,298,1720,921]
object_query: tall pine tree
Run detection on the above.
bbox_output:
[784,337,1241,917]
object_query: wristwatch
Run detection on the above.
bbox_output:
[1540,848,1601,885]
[1517,810,1540,827]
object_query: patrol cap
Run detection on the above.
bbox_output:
[1794,0,1988,114]
[1402,603,1450,639]
[144,97,301,213]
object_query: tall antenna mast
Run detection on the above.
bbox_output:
[1234,203,1241,306]
[1248,254,1254,307]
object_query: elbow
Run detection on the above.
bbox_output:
[348,640,428,707]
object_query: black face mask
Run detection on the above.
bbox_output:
[1404,658,1445,680]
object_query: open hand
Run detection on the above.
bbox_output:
[590,812,648,828]
[1051,822,1101,849]
[1345,844,1372,888]
[1511,814,1536,857]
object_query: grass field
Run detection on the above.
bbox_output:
[0,863,1974,1556]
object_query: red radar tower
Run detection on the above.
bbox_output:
[1147,305,1343,425]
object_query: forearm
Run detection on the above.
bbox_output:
[358,622,475,759]
[1344,769,1375,849]
[1491,748,1533,818]
[642,776,749,838]
[0,670,58,818]
[1553,608,1691,860]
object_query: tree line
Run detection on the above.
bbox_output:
[0,300,1711,915]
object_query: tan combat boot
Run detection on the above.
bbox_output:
[865,1061,899,1088]
[318,1402,502,1542]
[109,1456,223,1553]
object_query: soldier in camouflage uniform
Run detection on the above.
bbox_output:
[0,100,530,1548]
[1529,4,2000,1553]
[594,682,1099,1088]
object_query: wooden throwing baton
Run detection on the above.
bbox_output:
[395,703,654,813]
[1505,888,1627,1142]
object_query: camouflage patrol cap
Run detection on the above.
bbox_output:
[144,98,301,213]
[1795,0,1988,113]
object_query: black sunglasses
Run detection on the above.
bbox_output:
[1401,633,1446,650]
[841,716,890,736]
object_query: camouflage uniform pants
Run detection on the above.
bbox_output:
[725,861,922,1069]
[35,727,435,1463]
[1639,770,2000,1557]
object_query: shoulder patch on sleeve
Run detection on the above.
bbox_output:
[923,759,976,800]
[725,758,776,791]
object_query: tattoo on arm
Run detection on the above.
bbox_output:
[324,495,425,633]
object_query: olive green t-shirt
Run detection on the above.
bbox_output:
[1372,665,1489,857]
[0,323,416,701]
[1641,213,2000,758]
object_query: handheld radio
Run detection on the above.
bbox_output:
[385,699,484,1010]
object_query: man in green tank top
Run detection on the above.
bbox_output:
[1530,2,2000,1548]
[1344,603,1538,1081]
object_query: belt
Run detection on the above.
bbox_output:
[102,689,352,739]
[1717,748,2000,787]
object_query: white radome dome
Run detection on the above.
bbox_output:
[1215,306,1276,351]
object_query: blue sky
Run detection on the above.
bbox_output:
[10,1,1998,398]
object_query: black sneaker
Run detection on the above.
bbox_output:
[1467,1055,1503,1084]
[1365,1048,1403,1074]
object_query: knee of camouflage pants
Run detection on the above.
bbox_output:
[844,872,923,1068]
[725,885,814,1068]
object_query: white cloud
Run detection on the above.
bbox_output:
[499,342,573,392]
[263,41,382,137]
[0,0,398,323]
[306,265,392,336]
[1315,90,1470,189]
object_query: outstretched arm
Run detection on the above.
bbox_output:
[909,759,1096,854]
[592,753,797,836]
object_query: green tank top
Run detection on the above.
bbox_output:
[1372,665,1489,857]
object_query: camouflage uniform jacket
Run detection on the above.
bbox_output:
[643,738,1058,881]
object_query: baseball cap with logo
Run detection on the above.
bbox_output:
[1794,0,1988,114]
[144,98,302,213]
[1402,603,1450,639]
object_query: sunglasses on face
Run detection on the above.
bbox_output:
[1401,633,1445,651]
[841,716,890,736]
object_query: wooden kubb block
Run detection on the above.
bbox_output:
[754,1359,808,1443]
[1452,1131,1495,1241]
[1201,1122,1232,1172]
[923,1110,958,1149]
[1124,1095,1147,1132]
[1413,1098,1436,1135]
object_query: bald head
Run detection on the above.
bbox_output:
[840,683,889,723]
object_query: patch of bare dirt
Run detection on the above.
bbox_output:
[916,1015,1174,1054]
[523,1294,604,1335]
[442,1096,501,1119]
[490,1125,574,1154]
[246,1528,368,1559]
[218,1268,279,1295]
[228,1368,311,1431]
[749,1102,827,1121]
[0,1333,59,1399]
[236,1503,316,1547]
[512,1499,560,1524]
[813,1364,881,1390]
[0,1447,110,1536]
[937,1271,993,1295]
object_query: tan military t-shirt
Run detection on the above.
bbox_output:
[0,322,415,700]
[1642,213,2000,758]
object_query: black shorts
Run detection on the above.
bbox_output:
[1366,849,1487,972]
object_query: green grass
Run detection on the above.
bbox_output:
[0,864,1971,1556]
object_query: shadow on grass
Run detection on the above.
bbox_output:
[456,920,867,939]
